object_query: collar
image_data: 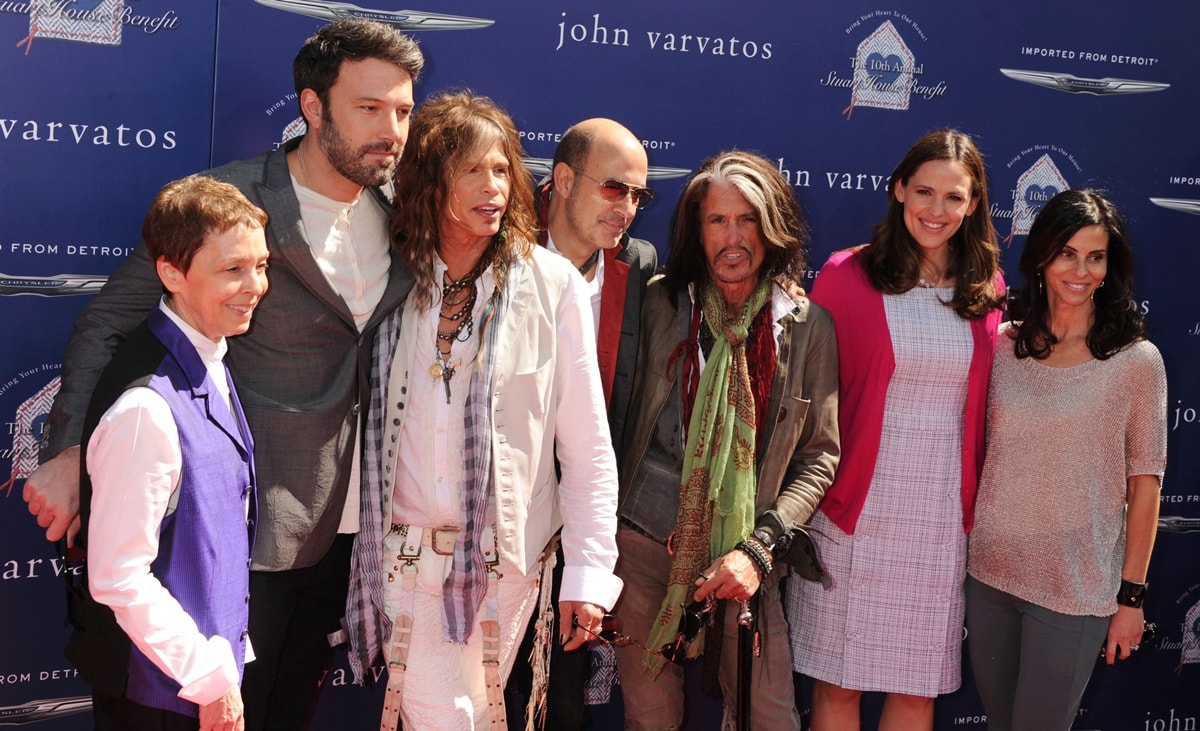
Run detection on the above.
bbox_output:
[158,297,228,365]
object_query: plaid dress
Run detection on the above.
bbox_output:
[787,286,972,697]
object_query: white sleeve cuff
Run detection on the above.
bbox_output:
[176,634,240,707]
[559,565,623,611]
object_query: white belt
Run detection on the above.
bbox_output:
[379,524,504,731]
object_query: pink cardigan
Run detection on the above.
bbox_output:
[810,248,1004,534]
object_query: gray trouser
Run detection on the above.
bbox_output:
[612,528,801,731]
[965,575,1109,731]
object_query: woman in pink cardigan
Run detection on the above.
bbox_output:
[786,129,1005,730]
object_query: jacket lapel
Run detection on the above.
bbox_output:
[596,246,628,407]
[146,309,249,457]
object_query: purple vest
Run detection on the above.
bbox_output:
[123,309,257,717]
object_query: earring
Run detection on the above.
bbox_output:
[1098,279,1106,288]
[1037,271,1044,294]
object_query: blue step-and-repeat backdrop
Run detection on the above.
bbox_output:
[2,1,1197,729]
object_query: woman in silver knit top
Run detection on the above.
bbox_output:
[966,188,1167,731]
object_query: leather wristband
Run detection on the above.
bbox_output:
[1117,579,1147,608]
[736,535,773,578]
[752,527,776,554]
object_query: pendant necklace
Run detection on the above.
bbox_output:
[430,348,461,405]
[431,255,489,403]
[917,266,944,289]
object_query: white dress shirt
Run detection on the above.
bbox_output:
[86,300,249,708]
[546,233,604,341]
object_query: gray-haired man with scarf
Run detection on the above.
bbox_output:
[612,150,840,731]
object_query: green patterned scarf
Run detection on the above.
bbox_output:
[642,279,769,676]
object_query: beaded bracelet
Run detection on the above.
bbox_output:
[735,535,773,578]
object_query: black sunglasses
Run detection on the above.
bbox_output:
[661,598,715,663]
[574,596,715,665]
[570,167,654,209]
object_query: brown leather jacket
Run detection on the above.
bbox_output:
[618,277,840,545]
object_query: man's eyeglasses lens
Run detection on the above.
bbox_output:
[572,167,654,209]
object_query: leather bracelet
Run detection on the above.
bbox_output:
[1117,579,1147,608]
[735,536,773,578]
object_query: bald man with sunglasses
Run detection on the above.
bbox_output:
[514,118,657,729]
[540,118,658,452]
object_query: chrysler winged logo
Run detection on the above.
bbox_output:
[999,68,1169,95]
[254,0,494,30]
[1149,198,1200,216]
[0,273,107,297]
[1158,516,1200,533]
[0,695,91,724]
[522,157,692,181]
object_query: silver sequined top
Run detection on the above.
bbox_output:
[967,322,1167,617]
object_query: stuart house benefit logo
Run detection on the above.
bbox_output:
[820,11,948,119]
[0,374,58,497]
[996,147,1077,244]
[9,0,181,55]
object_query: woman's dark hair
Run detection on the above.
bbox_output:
[862,129,1004,320]
[1010,188,1145,359]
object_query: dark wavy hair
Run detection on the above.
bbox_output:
[293,19,425,125]
[389,90,536,310]
[1009,188,1145,359]
[862,129,1004,319]
[660,150,810,301]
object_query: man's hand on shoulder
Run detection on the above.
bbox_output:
[23,446,82,546]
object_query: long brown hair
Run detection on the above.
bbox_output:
[660,150,810,301]
[389,90,536,310]
[862,129,1004,319]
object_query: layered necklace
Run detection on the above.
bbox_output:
[431,253,491,403]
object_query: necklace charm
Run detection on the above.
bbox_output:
[431,351,460,404]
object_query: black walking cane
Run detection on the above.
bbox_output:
[736,597,755,731]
